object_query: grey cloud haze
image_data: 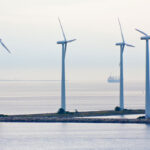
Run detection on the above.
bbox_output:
[0,0,149,81]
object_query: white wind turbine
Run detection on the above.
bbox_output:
[116,19,134,110]
[135,28,150,118]
[57,18,76,111]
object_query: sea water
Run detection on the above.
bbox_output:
[0,81,145,115]
[0,81,147,150]
[0,123,150,150]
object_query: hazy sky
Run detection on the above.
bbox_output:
[0,0,149,81]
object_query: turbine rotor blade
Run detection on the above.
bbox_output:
[135,28,148,36]
[66,39,76,43]
[0,41,11,53]
[58,17,67,41]
[125,43,135,47]
[118,18,125,43]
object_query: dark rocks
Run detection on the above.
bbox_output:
[115,106,121,111]
[57,108,65,114]
[137,116,146,119]
[0,117,150,124]
[0,109,147,124]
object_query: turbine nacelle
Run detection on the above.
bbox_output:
[57,39,76,45]
[141,36,150,40]
[116,42,125,46]
[135,28,150,40]
[116,42,134,47]
[57,41,66,44]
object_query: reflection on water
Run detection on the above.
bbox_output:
[0,81,145,114]
[0,123,150,150]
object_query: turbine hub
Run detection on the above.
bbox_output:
[116,42,125,46]
[57,41,66,44]
[141,36,150,40]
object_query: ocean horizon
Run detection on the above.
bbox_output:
[0,80,145,115]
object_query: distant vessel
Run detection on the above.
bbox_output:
[107,76,120,83]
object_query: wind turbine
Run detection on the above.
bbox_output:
[116,19,134,110]
[57,18,76,111]
[135,28,150,118]
[0,39,11,53]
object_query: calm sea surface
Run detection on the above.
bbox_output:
[0,81,147,150]
[0,123,150,150]
[0,81,145,115]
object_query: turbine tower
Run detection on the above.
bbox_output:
[57,18,76,111]
[135,28,150,118]
[116,19,134,110]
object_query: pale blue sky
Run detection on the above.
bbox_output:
[0,0,149,81]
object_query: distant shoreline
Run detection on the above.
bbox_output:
[0,109,148,124]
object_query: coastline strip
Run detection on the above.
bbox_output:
[0,109,147,124]
[0,117,149,124]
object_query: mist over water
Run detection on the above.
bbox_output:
[0,80,145,115]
